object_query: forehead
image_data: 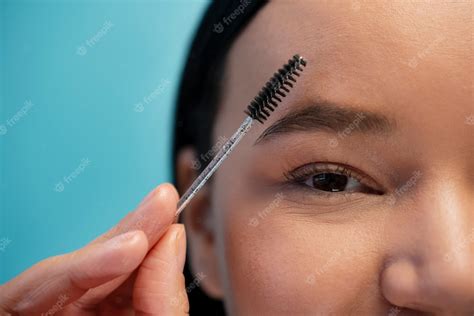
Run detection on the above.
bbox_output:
[214,1,472,146]
[224,1,471,80]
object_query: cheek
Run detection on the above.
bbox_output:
[211,161,391,313]
[216,200,385,314]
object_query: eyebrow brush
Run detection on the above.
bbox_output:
[176,54,307,216]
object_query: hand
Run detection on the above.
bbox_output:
[0,184,189,315]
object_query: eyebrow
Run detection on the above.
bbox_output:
[254,101,394,145]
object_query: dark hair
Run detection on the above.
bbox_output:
[172,0,267,314]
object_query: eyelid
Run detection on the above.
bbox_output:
[284,162,384,194]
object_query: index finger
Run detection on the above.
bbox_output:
[0,184,180,314]
[64,183,180,308]
[92,183,179,247]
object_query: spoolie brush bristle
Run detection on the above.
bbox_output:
[244,54,307,123]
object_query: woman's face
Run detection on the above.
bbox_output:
[178,1,473,314]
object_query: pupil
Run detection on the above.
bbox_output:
[312,173,348,192]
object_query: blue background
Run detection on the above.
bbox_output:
[0,0,208,283]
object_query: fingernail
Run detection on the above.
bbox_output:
[174,225,186,271]
[104,230,141,249]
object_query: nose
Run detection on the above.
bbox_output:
[380,182,474,314]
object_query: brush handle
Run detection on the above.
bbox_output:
[176,116,254,216]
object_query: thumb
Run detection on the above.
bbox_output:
[133,224,189,315]
[0,230,148,315]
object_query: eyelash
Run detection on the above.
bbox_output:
[283,163,383,197]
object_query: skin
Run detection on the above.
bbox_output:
[0,184,190,315]
[1,1,472,316]
[178,1,473,315]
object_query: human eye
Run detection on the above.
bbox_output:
[284,162,384,197]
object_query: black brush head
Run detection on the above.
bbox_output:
[244,54,307,123]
